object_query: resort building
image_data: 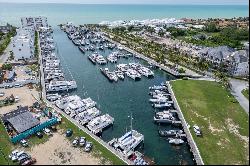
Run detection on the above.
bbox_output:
[11,28,34,60]
[21,16,48,30]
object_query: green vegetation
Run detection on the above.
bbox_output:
[178,68,186,74]
[168,24,249,49]
[171,80,249,165]
[1,63,13,71]
[58,116,126,165]
[0,120,14,165]
[0,28,16,55]
[9,51,14,61]
[34,31,39,58]
[242,89,249,100]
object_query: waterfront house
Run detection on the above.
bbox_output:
[230,50,249,77]
[198,46,235,65]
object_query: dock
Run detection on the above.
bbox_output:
[102,33,202,78]
[39,29,133,165]
[166,81,204,165]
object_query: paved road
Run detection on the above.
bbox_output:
[230,78,249,114]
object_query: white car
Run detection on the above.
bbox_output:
[84,142,93,152]
[43,128,52,136]
[0,92,5,97]
[9,150,19,159]
[15,96,20,102]
[79,137,86,147]
[20,139,28,147]
[193,125,202,136]
[10,151,25,161]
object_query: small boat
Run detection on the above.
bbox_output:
[88,54,97,64]
[168,138,184,145]
[78,46,85,53]
[158,130,183,137]
[152,102,171,109]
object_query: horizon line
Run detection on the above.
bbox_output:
[0,2,249,5]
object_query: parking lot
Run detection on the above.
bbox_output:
[0,86,39,115]
[27,132,100,165]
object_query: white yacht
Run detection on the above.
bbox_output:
[46,93,61,102]
[82,98,96,110]
[138,67,154,78]
[76,107,101,126]
[168,138,184,145]
[55,95,81,110]
[108,130,144,158]
[149,96,168,103]
[152,102,171,109]
[64,100,85,117]
[126,69,141,81]
[87,114,114,135]
[154,111,176,123]
[46,81,77,92]
[95,55,107,65]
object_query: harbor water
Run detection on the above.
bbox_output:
[53,28,195,165]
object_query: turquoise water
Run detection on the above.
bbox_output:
[0,3,249,27]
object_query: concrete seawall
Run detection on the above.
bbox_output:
[166,81,204,165]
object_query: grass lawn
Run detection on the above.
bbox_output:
[0,121,15,165]
[58,116,126,165]
[171,80,249,165]
[242,89,249,100]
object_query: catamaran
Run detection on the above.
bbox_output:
[87,114,114,135]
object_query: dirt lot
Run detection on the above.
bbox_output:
[0,86,39,115]
[28,132,100,165]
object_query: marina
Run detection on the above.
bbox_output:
[52,25,195,165]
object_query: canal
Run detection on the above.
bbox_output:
[53,27,195,165]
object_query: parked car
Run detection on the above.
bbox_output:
[193,125,202,136]
[49,125,57,132]
[15,96,20,102]
[79,137,86,147]
[65,129,73,137]
[0,92,5,97]
[21,158,36,165]
[84,142,93,152]
[18,153,30,162]
[72,137,79,147]
[20,139,28,147]
[36,132,43,139]
[9,150,19,160]
[43,128,52,136]
[10,151,25,161]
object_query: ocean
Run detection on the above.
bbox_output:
[0,3,249,27]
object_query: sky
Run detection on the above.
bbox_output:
[0,0,248,5]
